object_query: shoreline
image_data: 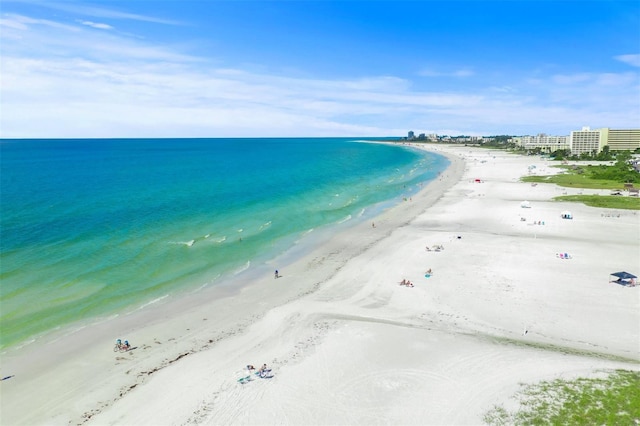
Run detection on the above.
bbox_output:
[0,143,461,425]
[0,141,447,357]
[2,144,638,425]
[0,138,437,352]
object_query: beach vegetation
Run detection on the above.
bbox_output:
[553,195,640,210]
[550,147,637,162]
[480,136,517,149]
[522,154,640,189]
[521,153,640,209]
[522,171,625,190]
[483,369,640,426]
[549,149,572,160]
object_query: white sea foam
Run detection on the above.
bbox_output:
[169,240,195,247]
[191,274,221,293]
[7,338,36,352]
[214,236,226,243]
[135,294,169,311]
[343,197,357,207]
[294,228,315,245]
[358,208,366,217]
[337,215,352,224]
[204,234,210,239]
[259,221,272,230]
[70,325,87,334]
[233,261,250,275]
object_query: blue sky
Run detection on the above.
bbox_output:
[1,0,639,138]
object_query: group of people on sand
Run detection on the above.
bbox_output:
[399,279,414,287]
[556,252,572,259]
[247,363,271,378]
[400,268,433,287]
[115,338,131,351]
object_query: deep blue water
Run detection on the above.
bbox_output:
[0,138,448,349]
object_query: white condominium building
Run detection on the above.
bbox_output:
[513,134,570,152]
[570,127,607,155]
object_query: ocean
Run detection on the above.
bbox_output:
[0,138,448,350]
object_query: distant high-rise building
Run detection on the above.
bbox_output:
[408,131,415,140]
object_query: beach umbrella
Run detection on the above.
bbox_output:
[611,271,637,280]
[610,271,637,286]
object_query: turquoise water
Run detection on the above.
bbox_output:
[0,138,448,349]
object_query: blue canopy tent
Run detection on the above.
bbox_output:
[610,271,637,286]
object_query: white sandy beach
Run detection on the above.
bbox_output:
[1,144,639,426]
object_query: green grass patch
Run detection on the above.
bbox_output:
[521,164,639,190]
[522,173,625,190]
[484,369,640,426]
[554,195,640,210]
[521,164,640,209]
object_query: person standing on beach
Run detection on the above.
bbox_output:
[274,270,279,279]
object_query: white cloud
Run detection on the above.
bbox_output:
[0,14,198,62]
[0,17,28,30]
[552,73,591,85]
[1,13,81,32]
[418,68,475,78]
[488,86,515,93]
[1,13,638,138]
[11,0,183,25]
[78,20,113,30]
[453,69,474,77]
[615,54,640,67]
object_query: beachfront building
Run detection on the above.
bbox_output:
[570,127,607,156]
[512,134,570,153]
[569,127,640,155]
[604,129,640,152]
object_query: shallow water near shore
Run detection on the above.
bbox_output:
[0,138,448,350]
